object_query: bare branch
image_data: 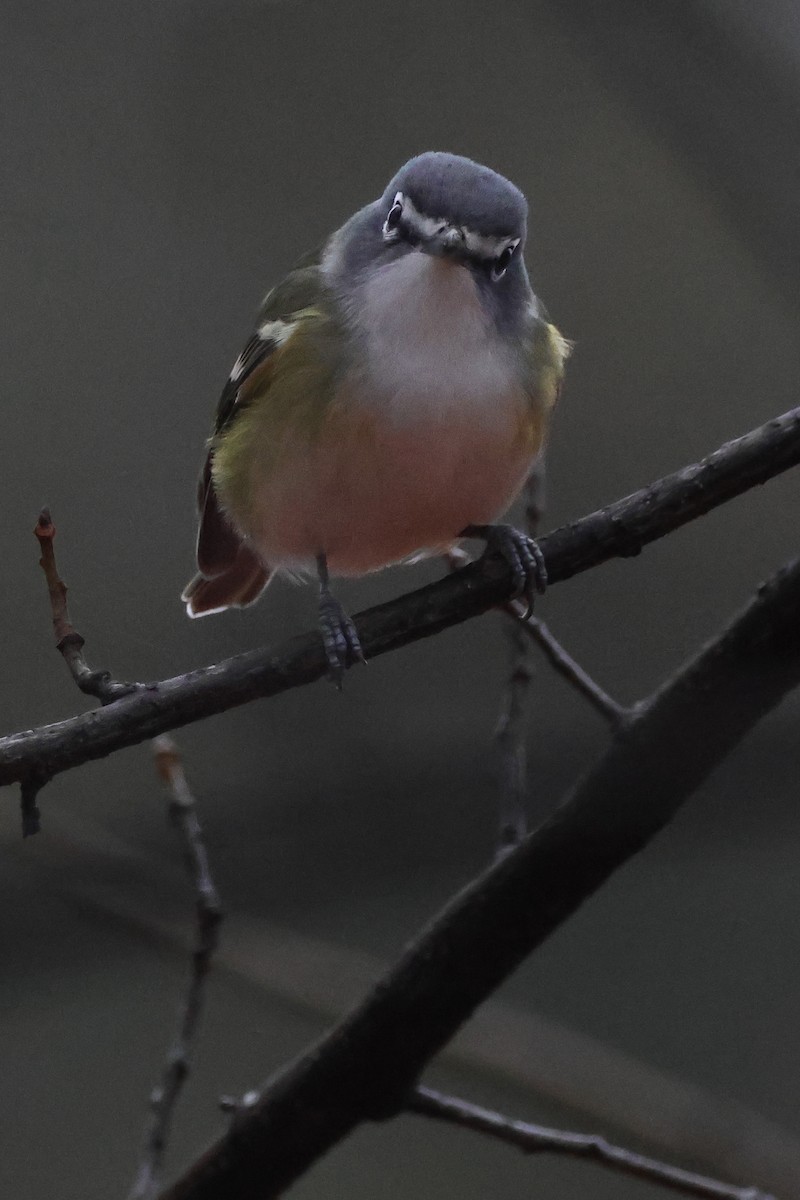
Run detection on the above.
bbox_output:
[408,1087,776,1200]
[128,737,222,1200]
[2,404,798,793]
[513,610,629,726]
[16,805,795,1190]
[493,464,545,850]
[450,547,627,734]
[158,556,800,1200]
[494,620,534,850]
[34,509,139,703]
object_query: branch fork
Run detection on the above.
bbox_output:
[16,406,800,1200]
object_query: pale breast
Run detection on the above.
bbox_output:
[354,251,519,421]
[247,254,542,575]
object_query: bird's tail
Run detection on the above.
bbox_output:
[182,543,272,618]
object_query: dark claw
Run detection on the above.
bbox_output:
[318,594,365,688]
[463,523,547,618]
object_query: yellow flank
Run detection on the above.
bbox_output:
[536,322,572,410]
[517,319,571,451]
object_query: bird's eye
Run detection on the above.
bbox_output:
[491,240,519,280]
[383,194,404,240]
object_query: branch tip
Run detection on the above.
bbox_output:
[32,506,138,702]
[34,508,54,541]
[409,1087,777,1200]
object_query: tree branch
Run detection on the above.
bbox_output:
[408,1086,775,1200]
[514,611,628,726]
[493,466,544,850]
[449,544,627,735]
[2,404,799,793]
[34,509,139,703]
[159,555,800,1200]
[494,619,534,850]
[129,737,222,1200]
[17,809,795,1189]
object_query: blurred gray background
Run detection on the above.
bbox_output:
[2,1,799,1196]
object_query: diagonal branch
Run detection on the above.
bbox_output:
[1,404,799,792]
[408,1086,775,1200]
[158,555,800,1200]
[449,540,627,732]
[514,610,629,725]
[16,809,795,1189]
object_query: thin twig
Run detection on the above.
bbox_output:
[449,541,627,732]
[512,609,629,726]
[128,737,223,1200]
[494,620,533,850]
[34,509,139,703]
[493,464,546,850]
[159,556,800,1200]
[447,545,537,848]
[511,455,626,730]
[1,403,798,791]
[451,460,628,752]
[408,1086,776,1200]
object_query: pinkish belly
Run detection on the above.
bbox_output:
[246,405,538,575]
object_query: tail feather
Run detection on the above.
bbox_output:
[185,448,272,617]
[182,544,272,618]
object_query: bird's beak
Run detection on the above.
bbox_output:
[420,224,468,261]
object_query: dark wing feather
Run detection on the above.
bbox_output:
[213,251,325,437]
[214,332,278,435]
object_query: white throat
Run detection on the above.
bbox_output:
[353,251,515,422]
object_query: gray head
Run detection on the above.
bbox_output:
[382,152,527,268]
[325,153,532,328]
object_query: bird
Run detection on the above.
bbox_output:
[182,152,570,683]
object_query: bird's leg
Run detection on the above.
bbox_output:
[316,552,364,688]
[460,523,547,618]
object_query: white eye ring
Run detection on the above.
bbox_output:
[491,238,520,281]
[383,192,404,241]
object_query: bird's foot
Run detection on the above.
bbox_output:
[461,523,547,618]
[318,593,365,688]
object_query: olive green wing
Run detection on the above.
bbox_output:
[213,253,326,437]
[184,252,328,613]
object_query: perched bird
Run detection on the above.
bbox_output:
[183,152,570,682]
